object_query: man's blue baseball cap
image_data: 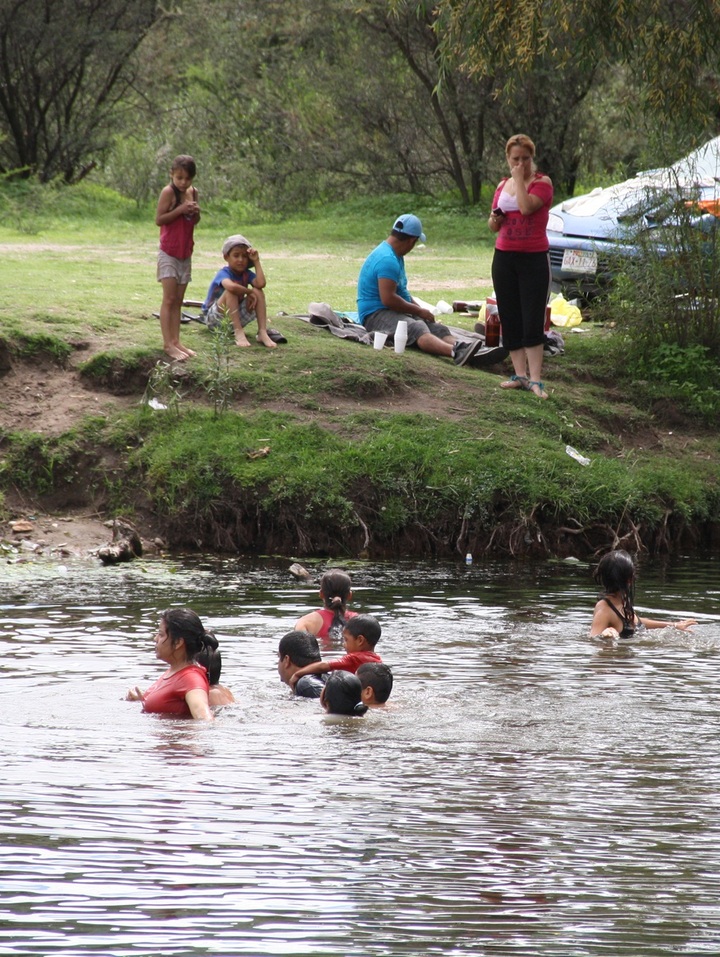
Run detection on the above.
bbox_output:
[392,214,426,243]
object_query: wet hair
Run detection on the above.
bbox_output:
[195,644,222,685]
[319,569,353,637]
[505,134,536,158]
[357,662,394,703]
[170,154,197,178]
[344,614,381,649]
[323,671,368,716]
[161,607,216,663]
[593,549,637,624]
[278,630,321,667]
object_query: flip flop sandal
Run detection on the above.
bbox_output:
[500,374,529,389]
[265,328,287,344]
[527,380,549,399]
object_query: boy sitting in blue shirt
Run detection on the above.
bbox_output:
[203,234,276,349]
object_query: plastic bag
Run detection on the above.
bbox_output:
[412,296,454,317]
[549,295,583,328]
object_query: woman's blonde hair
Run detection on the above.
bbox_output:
[505,134,536,158]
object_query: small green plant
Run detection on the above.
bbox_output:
[645,341,720,420]
[204,305,236,417]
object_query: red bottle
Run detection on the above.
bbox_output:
[485,304,501,347]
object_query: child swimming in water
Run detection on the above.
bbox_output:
[288,615,382,689]
[589,549,697,640]
[320,671,368,717]
[357,662,394,707]
[294,568,357,642]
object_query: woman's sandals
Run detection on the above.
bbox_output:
[499,374,548,399]
[500,374,529,389]
[527,380,548,399]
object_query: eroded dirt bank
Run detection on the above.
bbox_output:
[1,343,718,563]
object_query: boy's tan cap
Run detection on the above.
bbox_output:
[222,234,251,256]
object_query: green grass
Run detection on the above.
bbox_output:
[0,180,718,557]
[0,181,495,336]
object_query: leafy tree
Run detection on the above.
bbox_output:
[433,0,720,151]
[129,0,598,207]
[0,0,163,182]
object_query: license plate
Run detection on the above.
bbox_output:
[562,248,597,274]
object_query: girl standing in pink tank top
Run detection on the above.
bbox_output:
[155,155,200,362]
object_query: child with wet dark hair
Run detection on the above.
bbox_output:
[320,670,368,717]
[357,661,393,707]
[294,568,357,641]
[196,639,235,706]
[288,614,382,689]
[590,549,697,640]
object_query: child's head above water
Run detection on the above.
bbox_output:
[357,662,393,705]
[321,670,368,716]
[593,549,636,594]
[319,568,353,610]
[342,614,381,649]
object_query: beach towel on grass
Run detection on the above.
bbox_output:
[301,302,502,358]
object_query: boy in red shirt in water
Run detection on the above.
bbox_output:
[289,615,382,689]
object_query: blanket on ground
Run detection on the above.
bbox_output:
[299,302,563,357]
[300,301,484,345]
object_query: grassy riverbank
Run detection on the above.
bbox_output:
[0,181,719,559]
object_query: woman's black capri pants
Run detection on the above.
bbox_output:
[491,249,551,351]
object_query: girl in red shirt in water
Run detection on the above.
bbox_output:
[126,608,216,720]
[294,568,358,643]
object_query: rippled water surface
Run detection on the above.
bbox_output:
[1,553,719,956]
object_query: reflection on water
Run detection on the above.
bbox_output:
[1,554,719,955]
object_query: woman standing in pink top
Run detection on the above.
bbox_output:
[489,134,553,399]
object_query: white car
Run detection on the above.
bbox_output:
[546,136,720,297]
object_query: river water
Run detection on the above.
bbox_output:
[1,552,718,956]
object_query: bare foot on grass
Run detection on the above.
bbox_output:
[234,333,251,348]
[181,346,196,358]
[256,332,277,349]
[164,346,188,362]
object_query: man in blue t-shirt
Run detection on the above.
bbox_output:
[357,214,482,367]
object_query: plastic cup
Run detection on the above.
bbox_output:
[393,319,408,354]
[373,331,388,350]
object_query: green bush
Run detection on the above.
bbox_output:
[600,189,720,359]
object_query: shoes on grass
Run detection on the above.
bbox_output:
[453,340,483,366]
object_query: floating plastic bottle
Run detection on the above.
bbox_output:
[465,553,473,565]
